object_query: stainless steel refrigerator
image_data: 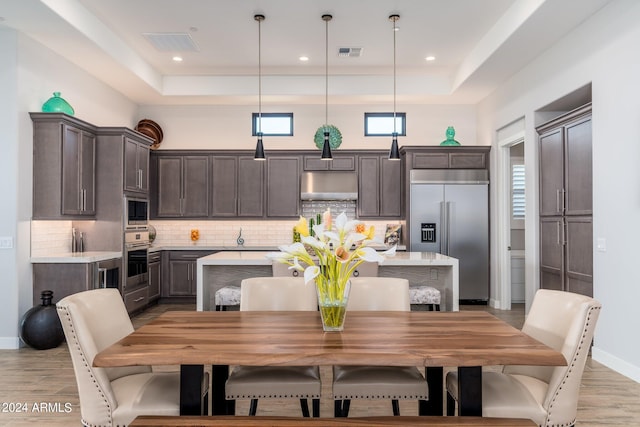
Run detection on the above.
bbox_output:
[409,169,489,303]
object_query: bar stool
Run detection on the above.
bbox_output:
[409,286,441,311]
[214,261,306,311]
[214,285,240,311]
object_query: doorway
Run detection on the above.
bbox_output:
[496,125,525,310]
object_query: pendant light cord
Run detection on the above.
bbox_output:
[392,15,398,135]
[258,16,263,133]
[324,15,331,126]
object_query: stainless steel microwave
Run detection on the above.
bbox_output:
[125,197,148,228]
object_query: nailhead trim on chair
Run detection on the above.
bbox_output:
[543,305,601,427]
[57,306,115,427]
[333,394,427,399]
[227,393,321,399]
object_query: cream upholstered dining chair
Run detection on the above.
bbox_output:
[332,277,428,417]
[225,277,322,417]
[446,289,601,426]
[56,288,208,426]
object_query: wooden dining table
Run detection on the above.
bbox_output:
[94,310,566,417]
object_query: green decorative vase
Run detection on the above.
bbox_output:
[42,92,75,116]
[316,276,351,332]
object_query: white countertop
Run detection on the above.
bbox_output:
[30,251,122,264]
[197,250,457,267]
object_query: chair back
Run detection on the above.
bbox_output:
[347,277,410,311]
[240,277,318,311]
[56,289,151,425]
[351,261,378,277]
[504,289,601,425]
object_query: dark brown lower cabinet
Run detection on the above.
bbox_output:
[148,251,161,302]
[163,250,215,300]
[540,216,592,296]
[32,263,95,306]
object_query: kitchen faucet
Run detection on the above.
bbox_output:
[236,228,245,246]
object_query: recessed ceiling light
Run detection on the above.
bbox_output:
[425,56,436,61]
[172,56,183,62]
[299,56,309,62]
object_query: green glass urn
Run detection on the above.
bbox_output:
[42,92,75,116]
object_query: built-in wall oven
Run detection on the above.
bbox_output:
[124,229,150,291]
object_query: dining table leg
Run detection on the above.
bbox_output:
[457,366,482,416]
[420,367,443,415]
[180,365,204,415]
[212,364,235,415]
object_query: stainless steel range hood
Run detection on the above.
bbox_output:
[300,171,358,201]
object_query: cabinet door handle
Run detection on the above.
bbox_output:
[561,188,566,213]
[134,296,145,303]
[556,189,561,214]
[81,189,86,212]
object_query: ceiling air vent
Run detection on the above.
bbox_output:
[143,33,199,52]
[337,47,363,57]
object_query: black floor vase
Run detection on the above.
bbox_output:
[20,290,65,350]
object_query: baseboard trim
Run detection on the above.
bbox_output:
[592,346,640,383]
[0,336,21,349]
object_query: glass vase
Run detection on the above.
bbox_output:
[316,276,351,332]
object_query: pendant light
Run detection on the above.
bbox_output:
[388,14,401,160]
[321,14,333,160]
[254,14,266,160]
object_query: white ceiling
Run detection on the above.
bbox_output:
[0,0,612,106]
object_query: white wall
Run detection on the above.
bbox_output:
[478,0,640,381]
[0,30,137,348]
[138,103,478,150]
[0,30,20,348]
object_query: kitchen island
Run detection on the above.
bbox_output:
[197,251,459,311]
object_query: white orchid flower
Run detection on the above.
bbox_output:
[356,246,386,263]
[304,265,320,284]
[333,212,356,233]
[290,256,305,271]
[265,251,293,261]
[301,235,326,250]
[382,245,397,256]
[277,242,308,256]
[312,222,327,239]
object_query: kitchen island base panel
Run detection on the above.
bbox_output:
[197,252,458,311]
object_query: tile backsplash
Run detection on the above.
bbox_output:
[150,218,400,248]
[31,218,403,255]
[31,220,74,256]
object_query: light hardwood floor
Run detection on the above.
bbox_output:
[0,303,637,426]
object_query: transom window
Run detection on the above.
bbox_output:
[252,113,294,136]
[364,112,406,136]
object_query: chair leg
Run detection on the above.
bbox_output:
[312,398,320,417]
[341,399,351,417]
[392,399,401,416]
[249,399,258,416]
[299,399,310,417]
[446,392,456,416]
